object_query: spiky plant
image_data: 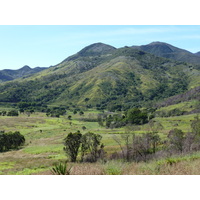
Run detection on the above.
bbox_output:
[51,162,72,175]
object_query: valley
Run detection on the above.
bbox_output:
[0,41,200,175]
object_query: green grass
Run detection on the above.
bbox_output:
[155,114,197,133]
[9,167,50,175]
[0,162,15,170]
[0,108,199,175]
[23,144,64,155]
[157,100,198,112]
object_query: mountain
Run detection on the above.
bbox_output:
[0,42,199,111]
[131,42,200,65]
[65,42,116,61]
[195,51,200,56]
[0,65,47,82]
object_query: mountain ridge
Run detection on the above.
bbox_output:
[131,42,200,65]
[0,41,199,111]
[0,65,47,82]
[195,51,200,56]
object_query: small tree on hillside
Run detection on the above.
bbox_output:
[126,108,148,125]
[79,111,84,116]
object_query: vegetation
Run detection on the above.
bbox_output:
[51,162,72,175]
[0,131,25,152]
[0,44,197,112]
[63,131,82,162]
[0,42,199,175]
[63,131,104,163]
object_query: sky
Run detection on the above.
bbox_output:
[0,25,200,70]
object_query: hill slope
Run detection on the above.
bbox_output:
[0,42,199,111]
[0,65,47,82]
[0,43,200,111]
[195,51,200,56]
[131,42,200,65]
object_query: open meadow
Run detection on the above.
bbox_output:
[0,109,199,175]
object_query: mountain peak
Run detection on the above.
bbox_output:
[65,42,116,62]
[21,65,31,70]
[78,42,116,56]
[148,41,168,45]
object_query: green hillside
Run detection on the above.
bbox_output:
[0,42,199,112]
[0,42,200,175]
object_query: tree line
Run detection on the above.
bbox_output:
[111,116,200,162]
[97,108,154,128]
[63,116,200,163]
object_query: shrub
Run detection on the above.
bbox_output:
[51,162,72,175]
[0,131,25,152]
[105,162,123,175]
[7,110,19,116]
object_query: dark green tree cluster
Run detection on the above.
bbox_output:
[98,108,151,128]
[125,108,149,125]
[0,110,19,116]
[7,110,19,116]
[46,107,66,118]
[63,131,104,162]
[0,111,8,116]
[0,131,25,152]
[18,101,47,113]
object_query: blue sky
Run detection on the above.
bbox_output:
[0,25,200,70]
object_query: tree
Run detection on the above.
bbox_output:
[191,115,200,137]
[126,108,148,125]
[0,131,25,152]
[63,131,82,162]
[168,128,185,153]
[79,111,84,116]
[82,126,86,130]
[7,110,19,116]
[73,110,77,115]
[97,115,104,127]
[80,132,103,162]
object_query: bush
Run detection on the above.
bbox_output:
[7,110,19,116]
[0,131,25,152]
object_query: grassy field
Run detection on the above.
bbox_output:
[0,110,199,175]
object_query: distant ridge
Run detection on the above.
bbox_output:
[131,42,200,65]
[195,51,200,56]
[0,65,47,82]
